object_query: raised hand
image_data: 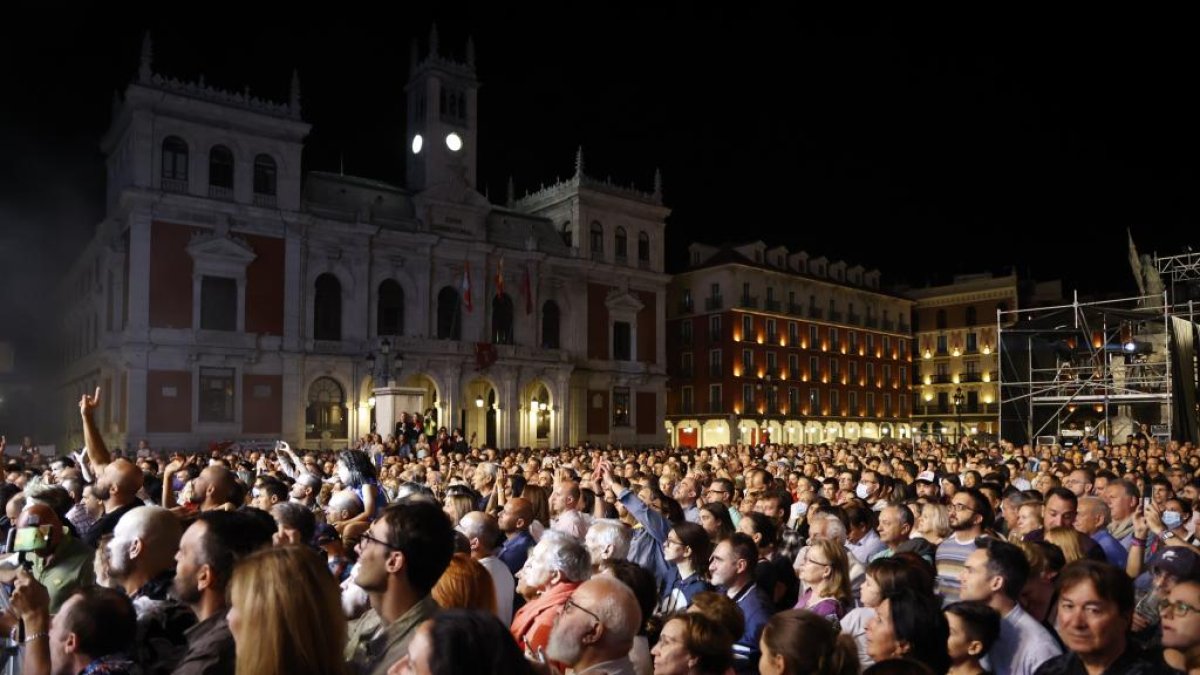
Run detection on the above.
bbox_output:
[79,386,102,417]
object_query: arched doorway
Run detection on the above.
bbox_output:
[306,377,348,441]
[521,381,554,448]
[465,378,498,449]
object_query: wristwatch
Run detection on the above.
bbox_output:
[1162,531,1177,542]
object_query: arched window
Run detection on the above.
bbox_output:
[966,306,977,326]
[936,309,947,330]
[377,280,404,336]
[162,137,189,183]
[542,300,561,349]
[615,227,628,261]
[590,222,604,255]
[306,377,347,439]
[437,287,461,340]
[561,221,572,247]
[253,154,277,196]
[492,294,514,345]
[638,232,650,263]
[314,274,341,341]
[209,145,234,192]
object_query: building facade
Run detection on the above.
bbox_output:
[56,34,669,452]
[665,242,914,447]
[907,273,1019,443]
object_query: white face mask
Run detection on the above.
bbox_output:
[1163,511,1183,529]
[793,501,809,517]
[856,483,873,500]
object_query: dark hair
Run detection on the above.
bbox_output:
[722,533,759,575]
[762,609,858,675]
[866,556,934,597]
[425,609,536,675]
[960,488,995,529]
[741,511,779,549]
[271,502,317,544]
[256,475,288,505]
[1045,486,1078,509]
[883,588,950,674]
[689,591,745,643]
[846,504,875,531]
[194,510,276,586]
[699,502,736,540]
[977,536,1031,600]
[1056,559,1135,616]
[601,560,656,635]
[380,501,455,594]
[864,659,937,675]
[661,613,733,675]
[672,521,714,574]
[337,449,378,487]
[62,587,137,658]
[945,601,1002,655]
[1110,479,1140,500]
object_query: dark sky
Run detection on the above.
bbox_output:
[3,6,1200,355]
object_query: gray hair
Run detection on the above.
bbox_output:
[817,513,848,544]
[585,519,631,563]
[295,472,322,491]
[536,530,592,583]
[1079,496,1111,526]
[327,489,364,517]
[23,479,74,518]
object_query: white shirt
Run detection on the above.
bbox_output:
[847,529,884,564]
[479,555,515,626]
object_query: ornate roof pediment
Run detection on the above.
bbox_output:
[605,289,645,314]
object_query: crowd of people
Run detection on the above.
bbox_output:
[0,390,1198,674]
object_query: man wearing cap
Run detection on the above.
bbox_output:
[915,472,940,500]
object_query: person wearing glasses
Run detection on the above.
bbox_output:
[704,478,742,527]
[1160,578,1200,673]
[544,576,642,675]
[345,501,455,675]
[936,488,992,604]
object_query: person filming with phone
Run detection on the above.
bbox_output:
[0,503,95,625]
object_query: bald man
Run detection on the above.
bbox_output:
[83,458,145,548]
[0,504,95,619]
[193,465,236,511]
[545,576,642,674]
[550,480,589,540]
[498,497,537,575]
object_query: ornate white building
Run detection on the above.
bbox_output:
[57,32,669,451]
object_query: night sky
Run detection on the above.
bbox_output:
[3,7,1200,360]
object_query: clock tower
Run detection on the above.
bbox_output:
[405,25,480,194]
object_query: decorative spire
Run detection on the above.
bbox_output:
[139,32,154,83]
[506,176,515,206]
[574,146,584,178]
[289,69,302,118]
[429,24,440,58]
[653,167,662,201]
[466,35,476,68]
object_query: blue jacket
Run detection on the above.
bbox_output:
[500,530,536,576]
[727,582,773,674]
[617,489,676,599]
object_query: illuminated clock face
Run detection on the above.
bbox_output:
[411,134,423,154]
[445,132,463,152]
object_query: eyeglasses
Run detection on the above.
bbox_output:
[805,556,831,567]
[359,531,402,551]
[665,537,685,547]
[950,503,976,513]
[563,597,601,624]
[1160,600,1200,618]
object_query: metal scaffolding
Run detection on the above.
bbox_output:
[997,291,1173,445]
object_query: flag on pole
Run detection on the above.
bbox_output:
[522,263,533,315]
[495,256,506,297]
[462,261,473,312]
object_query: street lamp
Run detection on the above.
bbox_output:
[953,387,965,447]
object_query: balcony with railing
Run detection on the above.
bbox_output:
[739,295,759,309]
[898,320,911,333]
[933,374,952,383]
[705,296,723,311]
[788,303,804,316]
[882,319,896,331]
[829,310,843,323]
[808,306,823,320]
[765,299,781,312]
[678,300,694,314]
[162,178,189,194]
[864,316,879,329]
[766,331,778,344]
[963,372,982,383]
[253,193,277,208]
[208,185,234,201]
[847,312,861,325]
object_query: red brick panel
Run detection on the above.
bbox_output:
[146,370,192,433]
[636,391,657,435]
[149,221,198,329]
[638,291,657,365]
[242,374,282,434]
[244,234,285,335]
[586,389,609,436]
[588,284,610,360]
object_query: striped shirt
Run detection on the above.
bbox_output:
[936,533,979,604]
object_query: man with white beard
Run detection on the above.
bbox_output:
[545,576,641,675]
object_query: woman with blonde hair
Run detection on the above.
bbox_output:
[228,545,348,675]
[1043,525,1084,564]
[794,538,853,621]
[431,552,497,613]
[442,493,474,527]
[915,503,951,547]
